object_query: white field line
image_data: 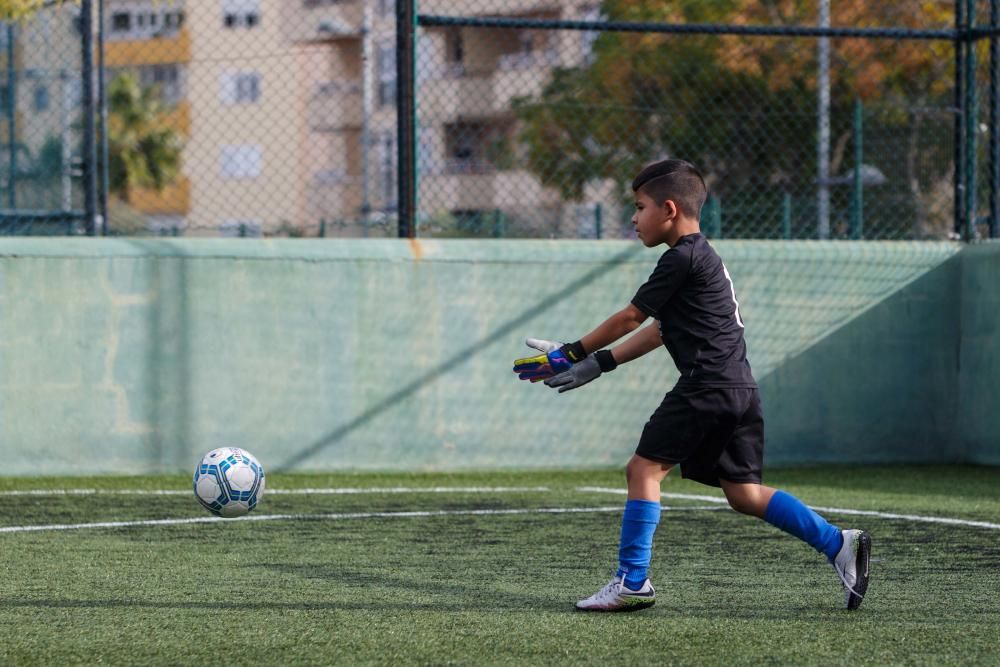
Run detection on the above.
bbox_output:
[577,486,1000,530]
[0,505,727,534]
[0,486,551,497]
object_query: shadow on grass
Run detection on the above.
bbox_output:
[0,597,833,621]
[0,589,565,614]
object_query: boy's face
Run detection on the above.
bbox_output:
[631,190,678,247]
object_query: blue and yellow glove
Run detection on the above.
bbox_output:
[513,338,586,382]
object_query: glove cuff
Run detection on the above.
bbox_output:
[595,350,618,373]
[560,340,587,363]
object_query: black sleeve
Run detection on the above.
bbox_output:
[631,247,691,317]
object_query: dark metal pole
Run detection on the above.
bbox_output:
[6,23,16,210]
[954,0,967,238]
[80,0,98,236]
[396,0,416,238]
[851,98,864,240]
[991,0,999,238]
[97,0,109,235]
[966,0,978,241]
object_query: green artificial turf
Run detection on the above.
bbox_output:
[0,465,997,665]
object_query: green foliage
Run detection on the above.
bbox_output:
[0,0,72,20]
[107,72,183,202]
[512,0,958,238]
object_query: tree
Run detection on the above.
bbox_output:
[0,0,71,21]
[514,0,959,238]
[106,71,182,203]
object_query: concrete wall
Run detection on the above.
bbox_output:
[0,237,992,476]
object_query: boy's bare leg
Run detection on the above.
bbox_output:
[719,480,776,518]
[626,453,673,500]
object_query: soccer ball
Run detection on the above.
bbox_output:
[193,447,266,518]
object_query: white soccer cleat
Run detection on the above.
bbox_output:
[575,576,656,612]
[832,529,871,610]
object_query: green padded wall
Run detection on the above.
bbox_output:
[958,244,1000,464]
[0,238,989,476]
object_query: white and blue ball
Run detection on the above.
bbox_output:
[193,447,265,518]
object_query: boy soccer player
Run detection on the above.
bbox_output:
[513,159,870,612]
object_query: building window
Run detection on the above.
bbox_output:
[164,11,185,30]
[133,64,184,106]
[223,0,261,29]
[111,12,130,32]
[33,85,49,112]
[107,6,184,40]
[221,72,262,105]
[444,123,488,173]
[377,43,395,108]
[220,145,263,179]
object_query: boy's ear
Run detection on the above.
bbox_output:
[661,199,679,220]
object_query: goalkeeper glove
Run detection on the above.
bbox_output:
[544,350,618,393]
[513,338,586,382]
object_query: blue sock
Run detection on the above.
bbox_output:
[616,499,661,589]
[764,490,843,561]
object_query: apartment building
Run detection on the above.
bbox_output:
[292,0,609,237]
[9,0,609,237]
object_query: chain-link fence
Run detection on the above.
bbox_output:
[410,0,999,240]
[1,1,999,239]
[0,1,88,235]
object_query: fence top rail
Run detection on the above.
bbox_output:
[418,15,974,41]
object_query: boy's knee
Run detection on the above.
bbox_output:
[726,495,755,515]
[721,482,770,518]
[625,454,671,481]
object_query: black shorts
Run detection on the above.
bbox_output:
[635,386,764,488]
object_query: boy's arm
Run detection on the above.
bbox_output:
[578,304,648,355]
[609,321,662,366]
[543,314,658,394]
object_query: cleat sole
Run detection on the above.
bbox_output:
[846,531,871,611]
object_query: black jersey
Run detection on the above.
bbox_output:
[631,233,756,387]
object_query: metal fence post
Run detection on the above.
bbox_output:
[991,0,999,238]
[782,193,792,239]
[97,0,108,235]
[850,98,864,240]
[396,0,417,238]
[80,0,98,236]
[954,0,967,239]
[5,23,15,211]
[965,0,978,241]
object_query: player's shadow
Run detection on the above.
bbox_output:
[275,243,643,472]
[0,596,820,619]
[0,578,563,614]
[252,562,568,612]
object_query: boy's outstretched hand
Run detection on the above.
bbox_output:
[513,337,575,382]
[544,355,603,393]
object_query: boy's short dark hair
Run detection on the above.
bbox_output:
[631,159,708,220]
